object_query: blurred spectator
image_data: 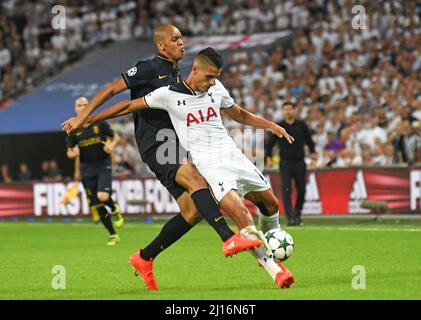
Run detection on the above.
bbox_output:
[372,143,396,166]
[39,160,50,181]
[313,122,328,153]
[413,122,421,163]
[392,120,418,164]
[47,160,63,182]
[404,121,421,164]
[17,162,32,181]
[335,149,362,167]
[324,131,345,153]
[113,152,134,178]
[113,136,137,176]
[0,164,13,183]
[361,144,375,166]
[117,115,135,140]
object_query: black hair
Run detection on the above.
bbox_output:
[282,101,295,109]
[196,47,223,69]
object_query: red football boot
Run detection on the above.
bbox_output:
[275,262,295,288]
[129,250,159,291]
[223,233,262,257]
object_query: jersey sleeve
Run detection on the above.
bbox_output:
[143,86,169,111]
[66,135,77,148]
[100,121,114,138]
[215,79,234,108]
[121,60,155,89]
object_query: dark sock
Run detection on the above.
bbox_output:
[103,197,116,212]
[97,205,116,235]
[191,189,234,242]
[141,213,192,260]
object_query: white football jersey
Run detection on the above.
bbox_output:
[144,79,270,202]
[144,79,238,166]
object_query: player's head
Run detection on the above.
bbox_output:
[282,102,296,121]
[153,24,184,62]
[191,47,223,92]
[74,97,89,115]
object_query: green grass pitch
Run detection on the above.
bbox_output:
[1,217,421,300]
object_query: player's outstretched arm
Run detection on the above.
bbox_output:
[85,97,148,127]
[66,146,80,159]
[73,156,81,182]
[62,78,128,134]
[223,103,295,144]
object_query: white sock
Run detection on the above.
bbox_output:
[240,225,281,281]
[258,211,281,233]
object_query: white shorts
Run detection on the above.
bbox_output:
[195,149,271,202]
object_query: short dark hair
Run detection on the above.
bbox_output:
[282,101,295,109]
[196,47,223,69]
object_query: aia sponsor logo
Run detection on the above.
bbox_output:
[187,107,217,126]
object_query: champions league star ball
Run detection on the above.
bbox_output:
[264,228,294,262]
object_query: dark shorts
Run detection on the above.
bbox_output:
[81,165,112,205]
[139,137,187,200]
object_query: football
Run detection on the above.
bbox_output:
[265,228,294,262]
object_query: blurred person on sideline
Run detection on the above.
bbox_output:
[266,101,316,226]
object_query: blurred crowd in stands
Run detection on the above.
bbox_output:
[0,0,420,182]
[219,0,421,169]
[0,160,62,183]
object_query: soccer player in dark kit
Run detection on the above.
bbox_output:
[66,97,124,246]
[62,25,261,290]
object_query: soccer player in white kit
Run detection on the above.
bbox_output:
[87,47,295,288]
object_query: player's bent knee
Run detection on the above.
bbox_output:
[97,192,109,203]
[177,167,207,193]
[181,210,202,225]
[265,196,279,214]
[185,176,208,194]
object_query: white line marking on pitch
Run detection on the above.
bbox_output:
[289,226,421,232]
[2,223,421,232]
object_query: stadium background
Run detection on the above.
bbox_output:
[0,0,420,218]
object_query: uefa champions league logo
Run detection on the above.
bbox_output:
[127,67,138,77]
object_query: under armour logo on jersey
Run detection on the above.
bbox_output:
[219,182,224,192]
[177,100,186,106]
[126,67,137,77]
[207,92,215,103]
